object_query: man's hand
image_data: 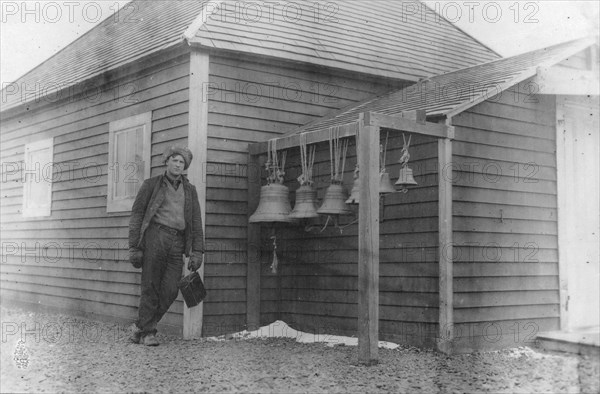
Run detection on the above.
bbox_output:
[129,248,143,269]
[188,253,203,271]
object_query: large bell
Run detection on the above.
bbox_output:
[289,185,319,219]
[346,170,395,204]
[379,170,396,194]
[249,183,295,223]
[318,183,352,215]
[395,167,418,187]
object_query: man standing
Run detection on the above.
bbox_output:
[128,145,204,346]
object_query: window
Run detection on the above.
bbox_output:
[107,112,151,212]
[23,138,54,217]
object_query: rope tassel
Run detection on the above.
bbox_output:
[270,235,279,274]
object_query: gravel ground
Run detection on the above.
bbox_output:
[1,306,598,394]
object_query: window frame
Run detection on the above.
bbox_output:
[107,112,152,213]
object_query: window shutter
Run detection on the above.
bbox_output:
[107,113,151,212]
[23,138,53,217]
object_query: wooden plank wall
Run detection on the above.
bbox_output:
[0,49,191,335]
[450,80,559,352]
[204,54,406,336]
[275,133,440,348]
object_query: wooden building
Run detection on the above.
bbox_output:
[1,0,597,355]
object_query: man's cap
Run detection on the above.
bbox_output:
[163,145,193,170]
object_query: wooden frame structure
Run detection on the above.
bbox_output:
[247,110,455,363]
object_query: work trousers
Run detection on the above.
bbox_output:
[137,223,185,335]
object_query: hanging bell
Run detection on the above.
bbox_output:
[249,183,295,223]
[289,185,319,219]
[345,176,360,204]
[318,183,352,215]
[395,167,418,187]
[379,170,396,194]
[346,165,360,204]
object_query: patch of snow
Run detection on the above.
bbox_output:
[503,346,559,360]
[206,320,400,349]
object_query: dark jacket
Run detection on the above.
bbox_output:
[129,173,204,257]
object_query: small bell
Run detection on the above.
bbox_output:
[395,167,418,188]
[345,165,360,204]
[395,133,417,192]
[289,185,319,219]
[318,183,352,215]
[346,178,360,204]
[379,170,396,194]
[249,183,295,223]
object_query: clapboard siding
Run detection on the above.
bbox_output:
[451,83,560,350]
[204,54,408,334]
[1,55,191,147]
[450,317,559,353]
[0,50,192,334]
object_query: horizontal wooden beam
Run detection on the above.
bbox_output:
[364,112,454,140]
[248,121,358,155]
[248,111,454,155]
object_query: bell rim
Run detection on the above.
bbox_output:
[249,182,294,223]
[288,212,320,219]
[316,207,353,215]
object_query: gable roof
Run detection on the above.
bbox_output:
[189,0,499,80]
[285,37,597,136]
[1,0,499,112]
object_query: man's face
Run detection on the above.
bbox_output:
[166,155,185,178]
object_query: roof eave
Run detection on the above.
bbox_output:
[0,42,190,116]
[181,0,224,43]
[443,36,598,119]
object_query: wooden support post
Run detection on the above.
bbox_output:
[247,153,262,330]
[555,97,569,331]
[358,114,380,364]
[437,134,453,354]
[184,49,209,339]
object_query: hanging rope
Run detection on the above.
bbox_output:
[341,137,348,181]
[266,138,287,184]
[355,123,360,161]
[278,150,287,184]
[298,133,316,186]
[399,133,412,168]
[266,139,274,183]
[329,127,335,182]
[380,131,390,173]
[351,123,360,180]
[328,126,349,184]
